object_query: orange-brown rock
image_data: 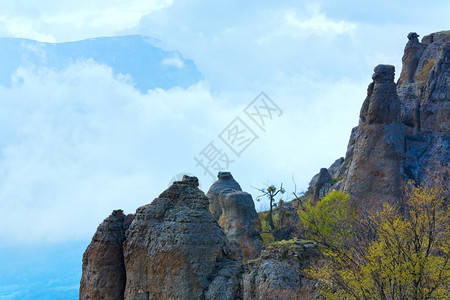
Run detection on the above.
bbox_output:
[79,210,133,300]
[123,175,243,300]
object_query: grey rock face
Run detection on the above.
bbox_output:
[307,158,345,202]
[80,210,132,300]
[398,32,427,86]
[329,31,448,210]
[328,157,345,179]
[123,175,242,300]
[360,65,400,124]
[396,31,449,188]
[342,64,405,210]
[243,240,320,300]
[217,189,262,261]
[207,172,242,220]
[308,168,332,202]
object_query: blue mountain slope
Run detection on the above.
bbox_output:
[0,241,88,299]
[0,35,203,92]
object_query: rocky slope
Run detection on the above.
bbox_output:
[243,240,319,300]
[80,174,318,299]
[308,31,449,210]
[80,31,448,299]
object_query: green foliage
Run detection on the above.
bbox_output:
[329,174,344,185]
[260,232,275,244]
[299,190,355,247]
[416,58,435,86]
[302,184,449,299]
[259,212,275,244]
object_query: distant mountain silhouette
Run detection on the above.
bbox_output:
[0,35,203,92]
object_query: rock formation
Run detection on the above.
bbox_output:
[217,189,262,261]
[398,32,427,86]
[308,168,332,203]
[80,31,449,300]
[308,31,449,209]
[207,172,242,220]
[244,240,319,300]
[341,64,405,209]
[123,175,242,299]
[206,172,262,261]
[397,31,450,189]
[80,210,133,300]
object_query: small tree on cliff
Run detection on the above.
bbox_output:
[299,183,449,299]
[255,184,285,230]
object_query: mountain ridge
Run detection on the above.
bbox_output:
[0,35,203,92]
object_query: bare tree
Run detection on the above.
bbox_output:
[254,184,285,230]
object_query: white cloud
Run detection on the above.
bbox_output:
[284,8,357,35]
[1,0,449,246]
[0,16,56,43]
[0,59,369,245]
[162,55,185,69]
[0,0,173,42]
[0,60,251,244]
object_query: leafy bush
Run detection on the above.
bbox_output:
[299,184,449,299]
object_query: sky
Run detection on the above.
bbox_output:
[0,1,448,297]
[0,0,449,241]
[0,0,449,243]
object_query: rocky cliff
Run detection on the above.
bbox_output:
[80,174,318,299]
[80,210,133,300]
[308,31,449,210]
[123,176,243,300]
[80,31,448,299]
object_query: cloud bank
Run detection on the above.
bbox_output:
[1,0,449,245]
[0,58,367,244]
[0,0,173,42]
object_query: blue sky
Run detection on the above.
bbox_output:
[0,0,449,298]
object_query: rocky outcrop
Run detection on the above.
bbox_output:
[307,31,449,210]
[398,32,427,86]
[79,31,449,300]
[217,189,262,261]
[397,31,450,189]
[308,168,332,203]
[306,158,345,202]
[80,210,133,300]
[123,175,243,300]
[342,64,405,209]
[207,172,242,220]
[243,240,320,300]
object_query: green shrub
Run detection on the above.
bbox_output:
[416,58,435,86]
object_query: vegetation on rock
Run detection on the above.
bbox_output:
[416,58,435,86]
[299,183,449,299]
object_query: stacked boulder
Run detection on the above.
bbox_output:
[80,176,243,300]
[207,172,263,261]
